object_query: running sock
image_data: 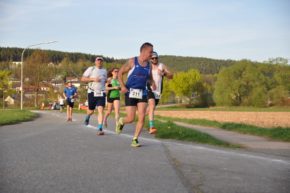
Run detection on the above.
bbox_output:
[149,120,154,128]
[85,115,91,121]
[133,137,138,140]
[98,124,103,131]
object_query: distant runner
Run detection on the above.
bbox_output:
[81,57,107,135]
[147,51,173,134]
[59,96,65,112]
[63,81,78,122]
[116,42,156,147]
[103,67,121,128]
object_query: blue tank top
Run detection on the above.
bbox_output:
[126,57,150,95]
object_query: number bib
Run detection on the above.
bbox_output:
[94,91,104,97]
[129,88,143,99]
[153,91,161,99]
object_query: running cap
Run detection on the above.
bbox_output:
[95,56,104,61]
[152,51,158,58]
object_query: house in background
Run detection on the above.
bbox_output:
[4,96,15,105]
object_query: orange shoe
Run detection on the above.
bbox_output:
[97,130,105,136]
[149,127,157,134]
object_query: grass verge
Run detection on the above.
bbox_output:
[145,119,240,148]
[0,109,37,126]
[156,115,290,142]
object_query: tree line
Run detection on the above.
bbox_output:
[0,47,289,108]
[161,60,290,107]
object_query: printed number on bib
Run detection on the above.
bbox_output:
[129,88,143,99]
[154,92,161,99]
[94,91,104,97]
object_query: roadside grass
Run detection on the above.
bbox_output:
[144,119,240,148]
[157,105,290,112]
[155,115,290,142]
[0,109,37,126]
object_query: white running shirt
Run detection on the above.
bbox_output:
[151,63,164,94]
[83,66,107,93]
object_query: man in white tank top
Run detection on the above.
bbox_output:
[81,57,107,136]
[147,51,173,134]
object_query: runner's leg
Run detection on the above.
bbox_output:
[97,106,104,130]
[134,102,147,139]
[104,102,113,128]
[148,98,157,134]
[66,105,70,121]
[113,100,120,124]
[123,106,136,124]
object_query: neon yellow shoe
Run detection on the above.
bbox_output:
[115,118,124,134]
[131,139,141,147]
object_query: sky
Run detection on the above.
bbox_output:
[0,0,289,61]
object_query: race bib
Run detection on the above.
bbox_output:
[129,88,143,99]
[94,91,104,97]
[153,91,161,99]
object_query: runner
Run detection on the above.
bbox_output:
[63,81,78,122]
[59,96,65,113]
[147,51,173,134]
[81,57,107,135]
[103,67,121,128]
[116,42,156,147]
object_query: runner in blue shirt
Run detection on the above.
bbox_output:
[63,81,78,122]
[116,42,156,147]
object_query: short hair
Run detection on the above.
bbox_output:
[140,42,153,52]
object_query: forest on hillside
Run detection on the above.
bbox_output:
[1,47,238,74]
[0,47,289,108]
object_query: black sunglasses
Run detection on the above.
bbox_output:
[151,57,158,60]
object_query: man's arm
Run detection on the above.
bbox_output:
[149,65,156,90]
[81,76,100,83]
[118,58,134,93]
[81,67,100,83]
[163,64,173,79]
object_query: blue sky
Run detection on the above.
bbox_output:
[0,0,289,61]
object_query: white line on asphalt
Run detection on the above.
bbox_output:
[86,125,290,165]
[36,111,290,166]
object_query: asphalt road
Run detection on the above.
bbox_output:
[0,110,289,193]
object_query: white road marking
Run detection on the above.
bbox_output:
[36,111,290,165]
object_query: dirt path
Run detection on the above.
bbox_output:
[155,111,290,128]
[176,121,290,147]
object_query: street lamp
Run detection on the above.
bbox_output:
[20,41,58,110]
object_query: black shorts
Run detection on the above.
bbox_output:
[107,97,120,103]
[125,94,147,106]
[66,100,74,108]
[88,92,106,110]
[147,91,160,106]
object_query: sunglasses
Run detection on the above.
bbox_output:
[151,57,158,60]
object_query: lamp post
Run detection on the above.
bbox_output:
[20,41,57,110]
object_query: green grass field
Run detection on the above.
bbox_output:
[0,109,37,126]
[155,116,290,142]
